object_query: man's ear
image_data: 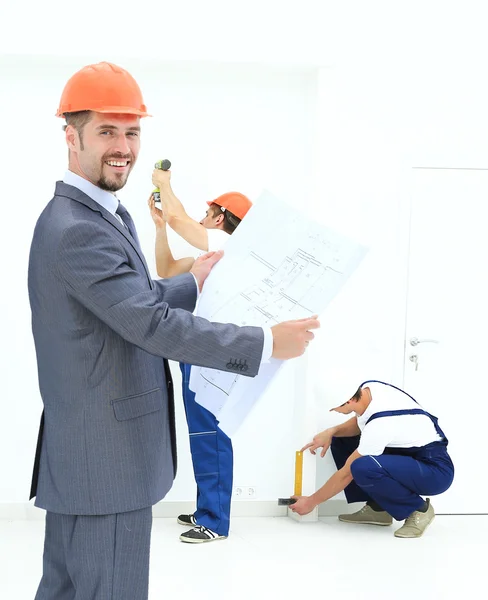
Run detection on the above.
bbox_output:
[215,213,224,226]
[65,125,79,153]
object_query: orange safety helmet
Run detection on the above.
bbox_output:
[208,192,252,220]
[56,62,150,118]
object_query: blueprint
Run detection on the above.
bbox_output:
[189,190,368,436]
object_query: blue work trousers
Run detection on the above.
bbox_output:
[331,436,454,520]
[180,363,233,536]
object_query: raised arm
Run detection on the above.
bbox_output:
[152,169,209,251]
[148,195,194,277]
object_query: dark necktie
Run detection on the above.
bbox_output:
[116,202,140,248]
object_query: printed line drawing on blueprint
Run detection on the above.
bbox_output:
[193,248,348,403]
[189,190,368,434]
[208,248,343,333]
[196,369,240,402]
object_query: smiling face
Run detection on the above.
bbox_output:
[65,112,141,192]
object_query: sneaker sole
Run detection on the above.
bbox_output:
[394,514,435,538]
[177,518,195,526]
[339,517,392,526]
[179,535,227,544]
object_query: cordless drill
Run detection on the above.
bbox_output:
[152,159,171,203]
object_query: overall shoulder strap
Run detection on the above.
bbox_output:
[365,408,427,425]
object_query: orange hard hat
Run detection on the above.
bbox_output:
[208,192,252,220]
[56,62,150,118]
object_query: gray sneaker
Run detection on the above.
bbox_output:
[177,514,197,526]
[394,499,435,538]
[339,504,393,526]
[180,525,227,544]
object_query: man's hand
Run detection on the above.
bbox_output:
[147,194,168,228]
[150,170,188,227]
[152,168,171,189]
[190,250,224,292]
[271,316,320,360]
[301,429,333,458]
[289,495,316,516]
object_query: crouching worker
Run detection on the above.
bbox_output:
[291,374,454,538]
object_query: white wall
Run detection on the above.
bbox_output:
[311,11,488,490]
[311,64,411,491]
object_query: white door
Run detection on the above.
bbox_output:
[404,168,488,514]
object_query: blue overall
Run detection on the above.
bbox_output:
[180,363,233,536]
[330,381,455,521]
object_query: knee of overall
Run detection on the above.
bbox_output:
[350,456,382,486]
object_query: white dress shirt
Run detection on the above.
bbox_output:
[64,170,123,223]
[62,171,273,363]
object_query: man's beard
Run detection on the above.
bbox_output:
[97,172,130,192]
[97,153,134,192]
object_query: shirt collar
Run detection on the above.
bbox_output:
[63,170,119,216]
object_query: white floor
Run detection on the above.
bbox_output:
[1,515,485,600]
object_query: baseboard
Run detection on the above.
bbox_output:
[0,501,288,520]
[153,500,288,518]
[287,506,319,522]
[318,500,363,517]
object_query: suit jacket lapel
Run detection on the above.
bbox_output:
[55,182,153,287]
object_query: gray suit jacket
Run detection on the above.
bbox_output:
[28,182,264,516]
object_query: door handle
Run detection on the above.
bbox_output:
[409,337,439,347]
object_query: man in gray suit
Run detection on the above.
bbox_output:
[28,61,319,600]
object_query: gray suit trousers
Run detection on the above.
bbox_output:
[35,508,152,600]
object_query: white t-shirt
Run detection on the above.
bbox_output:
[357,382,443,456]
[195,228,230,257]
[191,228,230,313]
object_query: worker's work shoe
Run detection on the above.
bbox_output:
[339,504,393,526]
[180,525,227,544]
[177,513,197,526]
[394,499,435,538]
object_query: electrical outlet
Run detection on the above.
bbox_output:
[234,486,257,498]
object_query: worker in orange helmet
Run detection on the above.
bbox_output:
[148,172,252,543]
